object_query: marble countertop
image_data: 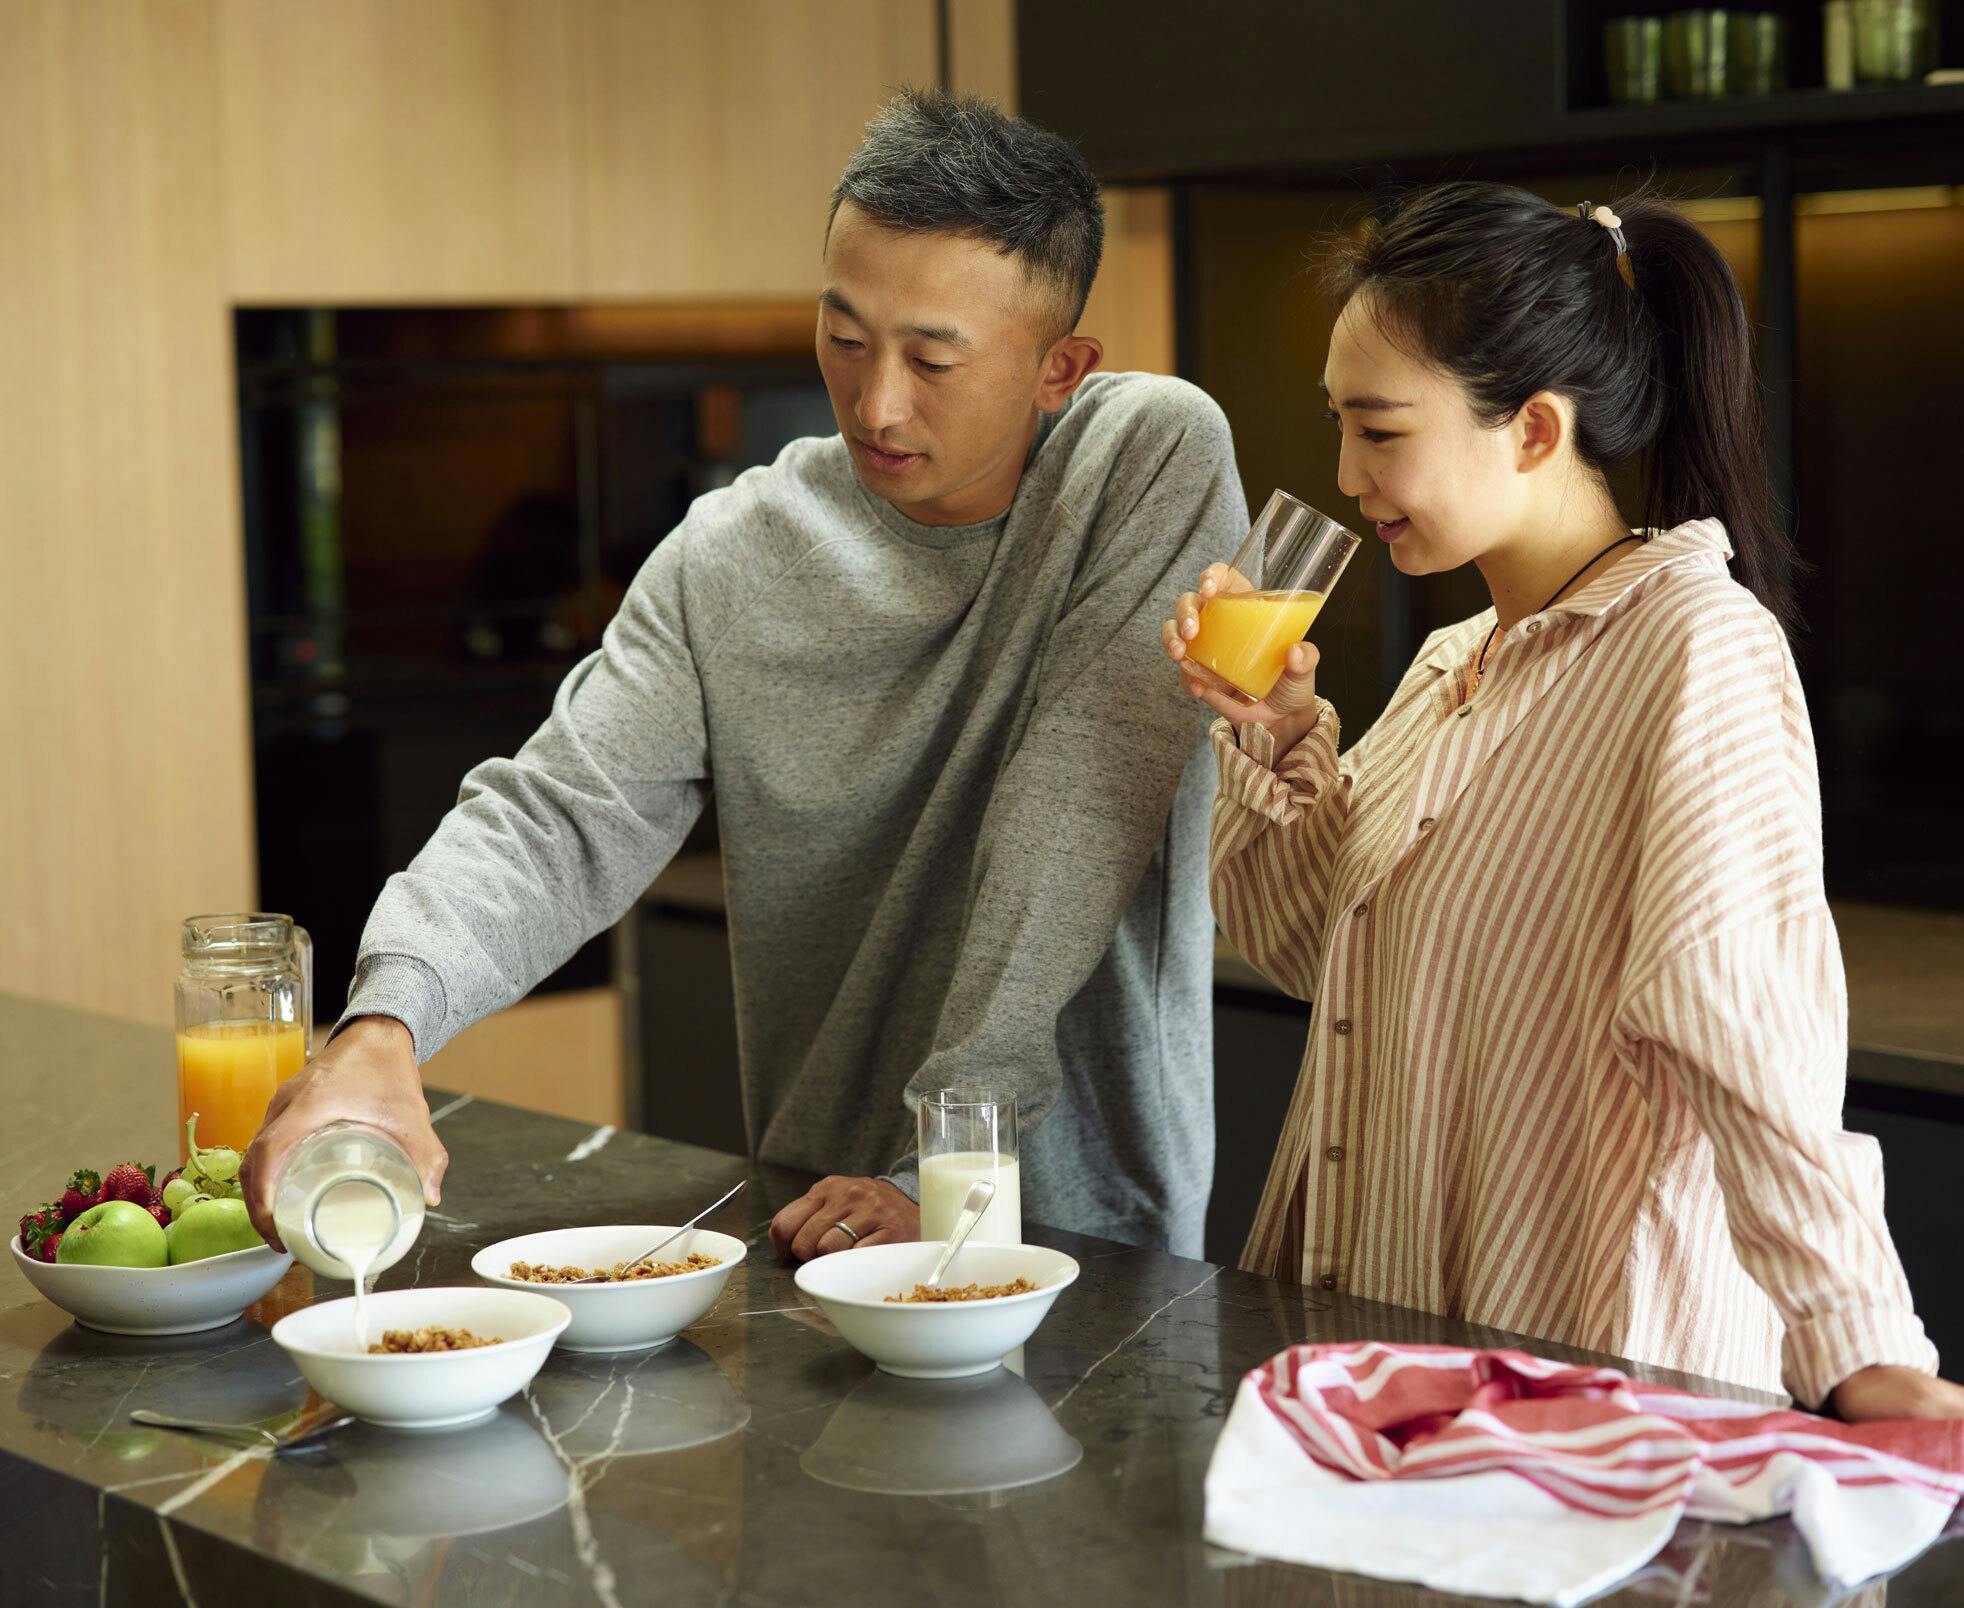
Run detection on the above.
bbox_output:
[4,992,1959,1606]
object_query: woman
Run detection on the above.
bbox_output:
[1166,183,1958,1419]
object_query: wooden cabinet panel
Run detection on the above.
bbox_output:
[1081,187,1175,376]
[0,0,255,1023]
[578,0,937,299]
[218,0,583,301]
[424,986,625,1127]
[946,0,1017,109]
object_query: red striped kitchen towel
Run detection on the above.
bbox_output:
[1203,1342,1964,1605]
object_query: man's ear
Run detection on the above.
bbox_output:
[1514,391,1570,472]
[1037,334,1103,412]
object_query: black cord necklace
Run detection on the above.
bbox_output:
[1469,533,1643,696]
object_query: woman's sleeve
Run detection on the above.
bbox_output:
[1618,914,1936,1408]
[1209,701,1352,1000]
[1613,594,1936,1407]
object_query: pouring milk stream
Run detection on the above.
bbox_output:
[271,1122,424,1349]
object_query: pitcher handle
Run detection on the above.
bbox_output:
[293,925,315,1057]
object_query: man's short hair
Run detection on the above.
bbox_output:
[830,88,1105,345]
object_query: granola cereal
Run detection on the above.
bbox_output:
[883,1278,1039,1304]
[507,1252,722,1284]
[368,1326,503,1353]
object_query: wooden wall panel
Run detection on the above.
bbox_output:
[423,987,625,1127]
[1080,188,1177,376]
[218,0,584,302]
[946,0,1017,108]
[0,0,255,1024]
[578,0,938,299]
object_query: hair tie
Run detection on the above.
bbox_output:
[1579,201,1627,260]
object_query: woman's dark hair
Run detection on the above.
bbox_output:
[1324,182,1798,633]
[831,88,1105,344]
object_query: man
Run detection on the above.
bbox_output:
[242,90,1245,1259]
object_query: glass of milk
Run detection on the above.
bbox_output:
[917,1088,1020,1245]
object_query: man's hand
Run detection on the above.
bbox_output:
[769,1176,918,1263]
[240,1016,447,1251]
[1830,1365,1964,1420]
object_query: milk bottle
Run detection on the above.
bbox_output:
[272,1122,424,1347]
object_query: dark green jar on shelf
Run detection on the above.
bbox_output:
[1727,12,1788,97]
[1604,15,1665,104]
[1664,9,1730,99]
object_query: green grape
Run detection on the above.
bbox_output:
[162,1178,198,1219]
[182,1113,242,1188]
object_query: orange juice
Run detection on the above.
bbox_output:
[176,1021,307,1157]
[1186,589,1326,699]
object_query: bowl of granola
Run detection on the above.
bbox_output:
[270,1286,571,1430]
[793,1241,1079,1379]
[469,1225,745,1354]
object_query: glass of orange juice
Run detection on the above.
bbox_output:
[174,914,313,1158]
[1185,490,1361,700]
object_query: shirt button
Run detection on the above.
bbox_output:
[1525,620,1543,636]
[1352,902,1369,919]
[1418,817,1435,832]
[1332,1018,1353,1036]
[1456,705,1472,718]
[1326,1145,1345,1162]
[1319,1274,1338,1291]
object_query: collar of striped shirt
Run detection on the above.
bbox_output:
[1419,518,1734,674]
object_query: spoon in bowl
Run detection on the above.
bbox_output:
[920,1179,996,1292]
[568,1178,748,1284]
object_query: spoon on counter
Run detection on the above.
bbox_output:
[130,1408,356,1456]
[568,1178,748,1283]
[920,1179,996,1292]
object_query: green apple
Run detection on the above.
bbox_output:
[56,1201,168,1268]
[166,1196,265,1265]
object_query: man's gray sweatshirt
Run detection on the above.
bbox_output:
[346,371,1246,1254]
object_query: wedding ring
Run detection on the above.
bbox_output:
[830,1220,861,1243]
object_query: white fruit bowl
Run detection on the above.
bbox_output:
[793,1242,1079,1379]
[9,1235,294,1337]
[470,1225,745,1353]
[271,1286,571,1430]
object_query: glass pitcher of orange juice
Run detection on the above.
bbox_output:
[174,914,313,1160]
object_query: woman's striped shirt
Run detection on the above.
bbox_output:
[1212,519,1936,1406]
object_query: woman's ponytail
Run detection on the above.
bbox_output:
[1617,198,1799,634]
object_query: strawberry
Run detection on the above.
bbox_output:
[39,1231,62,1263]
[18,1203,59,1252]
[144,1201,171,1231]
[59,1168,103,1224]
[101,1163,155,1205]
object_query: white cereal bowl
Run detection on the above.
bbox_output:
[9,1235,294,1337]
[270,1286,571,1430]
[469,1225,744,1354]
[793,1242,1079,1379]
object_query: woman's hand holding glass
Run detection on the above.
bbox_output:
[1163,563,1325,753]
